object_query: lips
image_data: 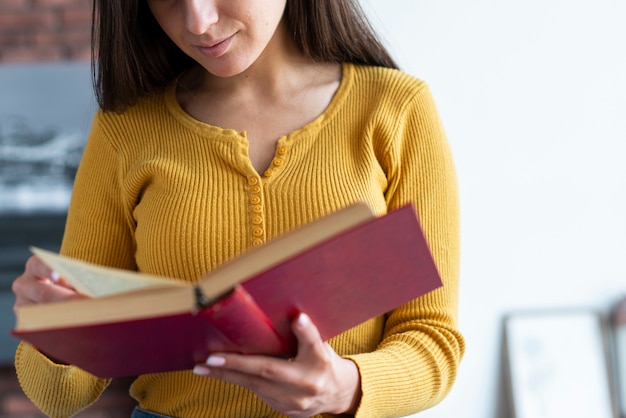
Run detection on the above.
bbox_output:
[195,35,233,58]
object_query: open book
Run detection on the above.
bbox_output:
[12,202,443,378]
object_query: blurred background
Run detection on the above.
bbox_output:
[361,0,626,417]
[0,0,625,417]
[0,0,134,416]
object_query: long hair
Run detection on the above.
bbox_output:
[92,0,398,112]
[284,1,397,69]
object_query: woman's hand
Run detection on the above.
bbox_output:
[12,255,85,312]
[193,313,362,417]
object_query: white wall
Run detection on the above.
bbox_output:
[363,1,626,417]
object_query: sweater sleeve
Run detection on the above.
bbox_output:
[346,83,465,417]
[14,112,136,417]
[15,342,111,418]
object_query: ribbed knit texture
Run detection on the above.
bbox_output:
[15,63,464,418]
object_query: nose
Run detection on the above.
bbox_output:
[184,0,218,35]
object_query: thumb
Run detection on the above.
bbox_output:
[292,313,326,361]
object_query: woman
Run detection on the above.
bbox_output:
[12,0,465,416]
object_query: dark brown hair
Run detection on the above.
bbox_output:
[92,0,398,112]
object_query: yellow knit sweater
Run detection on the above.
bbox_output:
[15,63,464,418]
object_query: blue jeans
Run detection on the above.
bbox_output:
[131,406,174,418]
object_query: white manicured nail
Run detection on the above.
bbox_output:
[205,356,226,367]
[193,365,210,375]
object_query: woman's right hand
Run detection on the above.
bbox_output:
[12,255,85,312]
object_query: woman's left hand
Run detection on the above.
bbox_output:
[193,313,361,417]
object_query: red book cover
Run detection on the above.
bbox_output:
[16,286,289,378]
[241,203,442,342]
[12,204,442,378]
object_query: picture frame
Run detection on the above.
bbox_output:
[502,309,618,418]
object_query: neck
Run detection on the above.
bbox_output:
[184,23,324,100]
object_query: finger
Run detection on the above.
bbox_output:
[13,262,85,309]
[193,315,328,385]
[25,256,75,290]
[291,313,328,362]
[196,352,295,381]
[197,313,327,377]
[193,357,304,412]
[14,279,82,308]
[25,255,55,281]
[192,355,293,399]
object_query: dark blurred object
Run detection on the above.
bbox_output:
[612,297,626,418]
[0,213,65,364]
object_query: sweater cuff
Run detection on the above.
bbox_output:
[15,341,110,418]
[345,352,393,418]
[345,347,438,418]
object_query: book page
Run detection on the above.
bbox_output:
[31,247,185,297]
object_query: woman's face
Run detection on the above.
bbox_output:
[146,0,289,78]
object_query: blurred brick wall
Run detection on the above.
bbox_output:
[0,0,92,63]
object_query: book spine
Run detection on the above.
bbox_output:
[197,285,295,356]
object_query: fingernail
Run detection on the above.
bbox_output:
[297,313,309,327]
[193,365,210,376]
[50,271,60,284]
[205,355,226,367]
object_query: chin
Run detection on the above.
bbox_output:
[195,52,262,79]
[190,52,245,76]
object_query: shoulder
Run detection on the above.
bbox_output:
[341,64,439,126]
[346,63,429,98]
[96,88,170,125]
[91,87,173,150]
[342,64,437,118]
